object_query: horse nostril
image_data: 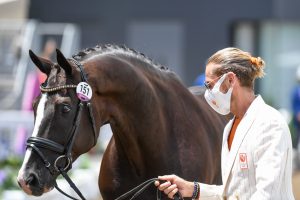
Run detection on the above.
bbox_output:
[25,174,38,186]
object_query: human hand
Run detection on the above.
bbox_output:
[154,174,194,199]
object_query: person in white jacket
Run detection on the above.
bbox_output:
[155,47,295,200]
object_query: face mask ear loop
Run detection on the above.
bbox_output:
[212,73,227,92]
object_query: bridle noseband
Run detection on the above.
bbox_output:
[26,58,97,200]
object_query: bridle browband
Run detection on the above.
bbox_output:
[40,84,77,93]
[26,58,98,200]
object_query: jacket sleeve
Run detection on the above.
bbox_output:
[250,118,291,199]
[198,183,223,200]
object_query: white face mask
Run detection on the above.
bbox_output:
[204,74,233,115]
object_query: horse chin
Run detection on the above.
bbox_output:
[31,186,54,196]
[43,186,54,193]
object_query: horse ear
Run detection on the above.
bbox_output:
[56,49,72,76]
[29,49,52,75]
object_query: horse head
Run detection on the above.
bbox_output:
[17,49,99,196]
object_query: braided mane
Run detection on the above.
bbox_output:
[72,44,169,71]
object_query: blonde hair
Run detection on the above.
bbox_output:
[207,47,265,87]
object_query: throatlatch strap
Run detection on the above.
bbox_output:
[69,58,88,82]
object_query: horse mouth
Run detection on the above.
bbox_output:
[18,177,53,196]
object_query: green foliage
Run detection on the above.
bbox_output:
[0,156,22,195]
[0,156,22,169]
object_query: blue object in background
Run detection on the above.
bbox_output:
[193,73,205,86]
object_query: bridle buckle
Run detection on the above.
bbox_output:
[54,155,72,172]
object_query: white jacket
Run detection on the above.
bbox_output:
[198,95,295,200]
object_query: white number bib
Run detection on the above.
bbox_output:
[76,82,92,101]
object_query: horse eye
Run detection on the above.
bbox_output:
[62,104,71,113]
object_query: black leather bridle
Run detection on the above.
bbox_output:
[26,58,97,200]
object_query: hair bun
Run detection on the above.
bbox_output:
[250,56,265,78]
[250,56,265,69]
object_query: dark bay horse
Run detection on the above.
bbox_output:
[17,45,227,199]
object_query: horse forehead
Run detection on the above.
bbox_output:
[41,94,71,111]
[47,67,67,86]
[53,95,72,104]
[47,93,72,104]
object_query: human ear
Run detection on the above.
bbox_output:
[227,72,236,86]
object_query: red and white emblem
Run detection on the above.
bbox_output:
[239,153,248,169]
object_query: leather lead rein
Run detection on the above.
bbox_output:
[115,178,183,200]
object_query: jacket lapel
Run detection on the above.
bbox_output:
[221,119,234,180]
[222,95,263,189]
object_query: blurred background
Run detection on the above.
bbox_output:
[1,0,300,199]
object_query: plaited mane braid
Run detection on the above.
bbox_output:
[72,44,169,71]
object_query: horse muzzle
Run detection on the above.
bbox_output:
[17,171,53,196]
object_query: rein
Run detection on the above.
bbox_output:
[115,178,183,200]
[26,58,97,200]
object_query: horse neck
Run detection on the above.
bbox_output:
[86,56,175,167]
